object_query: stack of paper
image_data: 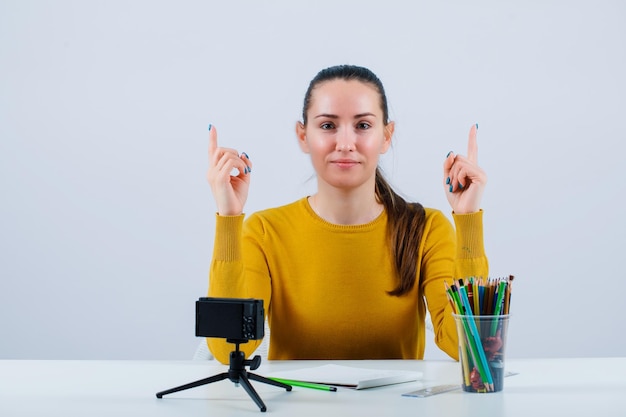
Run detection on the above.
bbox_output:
[268,364,423,390]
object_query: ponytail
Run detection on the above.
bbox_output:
[375,168,426,296]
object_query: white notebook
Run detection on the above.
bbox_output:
[268,364,423,390]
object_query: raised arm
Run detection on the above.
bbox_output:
[205,124,258,363]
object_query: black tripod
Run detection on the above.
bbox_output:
[156,339,292,412]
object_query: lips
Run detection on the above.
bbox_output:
[331,159,359,168]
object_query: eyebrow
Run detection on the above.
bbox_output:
[313,112,377,119]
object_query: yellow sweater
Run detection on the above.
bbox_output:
[207,197,488,364]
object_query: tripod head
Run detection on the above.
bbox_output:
[226,339,262,373]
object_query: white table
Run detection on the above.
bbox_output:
[1,358,624,416]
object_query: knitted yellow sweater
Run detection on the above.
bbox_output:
[207,197,488,364]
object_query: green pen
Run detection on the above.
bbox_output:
[269,377,338,392]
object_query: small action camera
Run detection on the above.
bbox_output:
[195,297,264,341]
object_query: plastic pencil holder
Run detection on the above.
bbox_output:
[452,314,510,393]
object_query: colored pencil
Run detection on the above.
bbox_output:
[269,378,337,392]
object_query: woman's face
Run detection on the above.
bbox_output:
[297,79,393,192]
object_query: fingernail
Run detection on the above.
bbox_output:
[446,177,450,185]
[446,151,453,157]
[459,182,464,189]
[208,124,212,131]
[449,185,453,193]
[475,123,479,130]
[242,152,249,159]
[244,167,249,174]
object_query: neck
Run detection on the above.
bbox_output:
[309,186,383,225]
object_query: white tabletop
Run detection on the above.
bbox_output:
[1,357,624,416]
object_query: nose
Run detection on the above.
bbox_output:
[335,128,356,152]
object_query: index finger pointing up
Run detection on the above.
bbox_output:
[208,123,218,156]
[467,123,478,163]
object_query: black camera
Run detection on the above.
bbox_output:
[196,297,264,341]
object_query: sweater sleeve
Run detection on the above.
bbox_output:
[206,214,264,364]
[421,210,488,361]
[452,210,489,278]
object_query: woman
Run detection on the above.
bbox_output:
[206,64,488,364]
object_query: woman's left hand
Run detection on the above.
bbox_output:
[443,124,487,214]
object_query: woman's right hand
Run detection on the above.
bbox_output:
[206,125,252,216]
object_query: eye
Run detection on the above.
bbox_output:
[320,122,335,130]
[356,122,371,130]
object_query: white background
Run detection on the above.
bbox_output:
[1,0,624,360]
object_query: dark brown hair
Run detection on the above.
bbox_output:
[302,65,426,296]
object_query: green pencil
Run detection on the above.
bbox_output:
[269,377,338,392]
[490,280,508,336]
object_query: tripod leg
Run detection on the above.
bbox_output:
[237,373,267,412]
[248,372,292,391]
[156,372,229,398]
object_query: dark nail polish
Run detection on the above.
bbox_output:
[446,177,450,185]
[475,123,479,130]
[242,152,249,159]
[449,185,453,193]
[446,151,453,157]
[208,124,212,131]
[459,182,464,189]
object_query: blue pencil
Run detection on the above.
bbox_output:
[458,285,494,391]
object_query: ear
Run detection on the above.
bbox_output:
[380,121,394,154]
[296,121,310,153]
